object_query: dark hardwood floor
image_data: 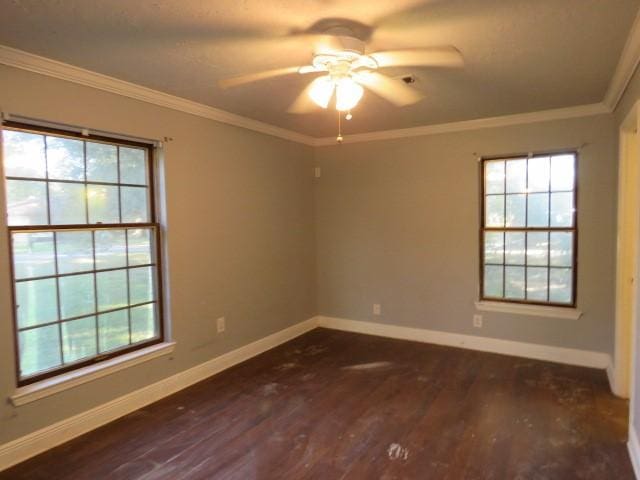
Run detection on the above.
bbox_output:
[1,328,633,479]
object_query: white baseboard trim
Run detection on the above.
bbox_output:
[0,315,615,472]
[317,316,611,369]
[606,359,629,399]
[607,360,617,396]
[629,426,640,479]
[0,316,319,472]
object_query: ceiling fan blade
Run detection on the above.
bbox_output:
[218,66,302,89]
[298,65,327,74]
[353,71,424,106]
[288,77,333,114]
[370,46,463,68]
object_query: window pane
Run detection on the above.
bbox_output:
[131,304,157,343]
[62,316,97,363]
[95,229,127,269]
[505,232,525,265]
[550,232,573,267]
[120,147,147,185]
[527,156,550,192]
[97,269,128,311]
[526,267,548,301]
[505,266,525,299]
[485,161,504,194]
[59,273,95,319]
[484,232,503,264]
[130,266,154,304]
[19,325,61,377]
[88,184,120,224]
[7,180,48,225]
[12,232,55,279]
[3,130,46,178]
[526,232,549,266]
[485,195,504,227]
[551,154,575,192]
[128,229,153,266]
[16,278,58,328]
[484,265,503,297]
[549,268,572,304]
[49,182,86,224]
[99,310,129,352]
[505,159,527,193]
[46,136,84,181]
[527,193,549,227]
[505,194,526,227]
[56,231,93,274]
[86,142,118,183]
[550,192,573,227]
[121,186,149,223]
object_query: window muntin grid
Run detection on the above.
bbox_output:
[2,124,163,385]
[480,153,577,306]
[13,226,160,379]
[4,129,150,227]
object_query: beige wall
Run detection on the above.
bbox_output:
[314,114,617,353]
[0,65,317,444]
[0,62,623,447]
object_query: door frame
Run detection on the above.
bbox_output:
[614,100,640,400]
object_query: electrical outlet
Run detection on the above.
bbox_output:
[373,304,381,315]
[217,316,226,333]
[473,314,483,328]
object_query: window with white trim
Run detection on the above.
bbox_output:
[480,152,577,307]
[2,122,164,386]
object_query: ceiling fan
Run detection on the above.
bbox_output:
[218,25,464,139]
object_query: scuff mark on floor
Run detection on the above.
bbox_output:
[261,382,280,396]
[304,345,328,356]
[387,443,409,461]
[343,361,392,371]
[275,362,298,371]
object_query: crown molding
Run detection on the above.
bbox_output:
[0,45,317,146]
[312,103,611,146]
[0,43,621,148]
[604,9,640,111]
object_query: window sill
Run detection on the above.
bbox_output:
[10,342,176,407]
[475,301,582,320]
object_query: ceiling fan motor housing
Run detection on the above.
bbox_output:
[312,30,377,79]
[321,26,367,54]
[333,34,366,56]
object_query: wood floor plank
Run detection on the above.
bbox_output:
[0,328,633,479]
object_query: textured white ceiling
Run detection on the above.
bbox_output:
[0,0,638,137]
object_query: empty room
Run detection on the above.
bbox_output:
[1,0,640,478]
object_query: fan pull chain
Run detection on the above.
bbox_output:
[337,110,343,143]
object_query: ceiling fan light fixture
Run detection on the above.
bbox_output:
[335,77,363,111]
[308,76,335,108]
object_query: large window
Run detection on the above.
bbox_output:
[2,123,163,385]
[480,152,577,306]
